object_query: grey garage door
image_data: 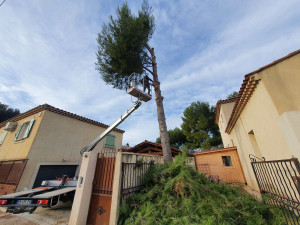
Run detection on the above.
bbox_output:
[33,165,77,188]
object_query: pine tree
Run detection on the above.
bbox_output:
[96,1,172,162]
[181,101,222,150]
[0,102,20,123]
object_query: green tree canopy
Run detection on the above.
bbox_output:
[0,102,20,123]
[181,101,222,150]
[96,1,154,90]
[156,127,187,149]
[227,91,238,99]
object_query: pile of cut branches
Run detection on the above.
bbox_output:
[118,148,285,225]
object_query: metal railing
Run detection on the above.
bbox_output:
[121,162,153,202]
[250,155,300,224]
[98,148,117,158]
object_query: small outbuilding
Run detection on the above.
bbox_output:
[194,147,246,184]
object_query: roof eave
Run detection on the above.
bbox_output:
[0,104,125,133]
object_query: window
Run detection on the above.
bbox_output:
[14,119,35,141]
[222,156,233,166]
[0,130,8,145]
[248,130,262,158]
[105,134,115,148]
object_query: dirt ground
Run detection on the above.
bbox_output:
[0,206,71,225]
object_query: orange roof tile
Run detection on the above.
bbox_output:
[215,98,237,124]
[0,104,125,133]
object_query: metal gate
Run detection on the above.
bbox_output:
[250,155,300,224]
[87,149,116,225]
[120,161,153,203]
[0,159,28,195]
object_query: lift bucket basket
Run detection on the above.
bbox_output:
[127,74,152,102]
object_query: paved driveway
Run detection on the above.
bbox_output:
[0,206,71,225]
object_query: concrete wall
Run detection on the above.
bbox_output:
[256,53,300,160]
[0,111,44,161]
[217,53,300,192]
[256,53,300,115]
[277,111,300,158]
[229,82,293,191]
[17,110,123,191]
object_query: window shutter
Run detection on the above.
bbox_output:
[0,130,8,145]
[105,134,115,148]
[23,119,35,139]
[14,123,24,141]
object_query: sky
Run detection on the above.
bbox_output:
[1,0,300,147]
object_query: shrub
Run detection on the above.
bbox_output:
[118,147,285,225]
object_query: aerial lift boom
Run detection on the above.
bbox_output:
[80,73,152,155]
[80,100,141,155]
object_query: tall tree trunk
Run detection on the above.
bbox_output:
[147,46,172,162]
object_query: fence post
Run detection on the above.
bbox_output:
[68,151,98,225]
[109,151,123,225]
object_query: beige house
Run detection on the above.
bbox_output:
[0,104,124,195]
[216,49,300,191]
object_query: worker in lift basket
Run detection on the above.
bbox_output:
[142,75,153,95]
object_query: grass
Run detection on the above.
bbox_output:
[118,147,286,225]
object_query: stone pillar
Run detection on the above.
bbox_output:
[109,151,123,225]
[69,151,98,225]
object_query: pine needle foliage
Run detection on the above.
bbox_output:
[118,148,285,225]
[96,1,154,90]
[181,101,222,150]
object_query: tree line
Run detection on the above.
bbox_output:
[156,101,222,151]
[156,91,238,152]
[0,102,20,123]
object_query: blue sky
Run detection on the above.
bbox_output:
[1,0,300,146]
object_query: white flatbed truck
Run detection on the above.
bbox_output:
[0,176,77,214]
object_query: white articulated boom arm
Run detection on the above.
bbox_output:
[80,100,142,155]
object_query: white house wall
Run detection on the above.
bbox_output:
[219,102,235,148]
[229,81,292,191]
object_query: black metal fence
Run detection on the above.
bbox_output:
[120,162,153,202]
[250,155,300,224]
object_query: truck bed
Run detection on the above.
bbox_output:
[32,187,76,198]
[0,188,54,199]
